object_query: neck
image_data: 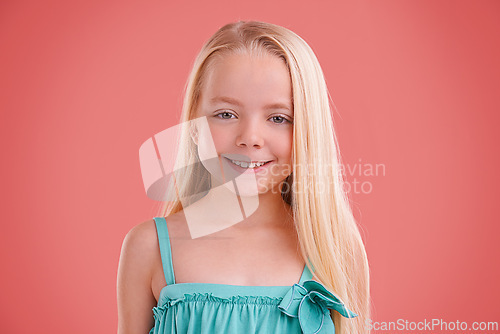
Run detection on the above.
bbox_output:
[198,176,294,231]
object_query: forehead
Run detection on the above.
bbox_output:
[200,53,293,110]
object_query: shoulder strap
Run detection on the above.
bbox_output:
[153,217,176,285]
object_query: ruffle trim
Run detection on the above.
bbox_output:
[153,292,284,319]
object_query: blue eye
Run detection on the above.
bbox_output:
[215,111,235,119]
[214,112,292,124]
[270,115,291,124]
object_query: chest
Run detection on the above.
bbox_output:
[152,226,304,302]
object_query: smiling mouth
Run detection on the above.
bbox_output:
[224,157,273,169]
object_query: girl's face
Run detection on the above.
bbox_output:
[195,52,293,196]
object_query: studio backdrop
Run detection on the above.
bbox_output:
[0,0,499,333]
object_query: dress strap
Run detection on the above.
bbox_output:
[153,217,176,285]
[298,259,315,284]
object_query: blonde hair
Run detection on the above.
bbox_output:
[158,20,371,333]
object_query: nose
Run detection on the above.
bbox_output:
[235,119,264,149]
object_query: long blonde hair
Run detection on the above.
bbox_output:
[158,20,371,333]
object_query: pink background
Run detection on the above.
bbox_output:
[1,0,499,333]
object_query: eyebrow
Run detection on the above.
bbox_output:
[209,96,292,111]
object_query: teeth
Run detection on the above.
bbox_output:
[229,159,269,168]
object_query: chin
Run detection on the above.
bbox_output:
[223,178,274,197]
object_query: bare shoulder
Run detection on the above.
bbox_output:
[121,214,187,260]
[117,218,161,333]
[121,219,158,257]
[154,211,191,240]
[119,219,160,281]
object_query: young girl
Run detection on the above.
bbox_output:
[117,20,370,334]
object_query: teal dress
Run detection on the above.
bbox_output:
[149,217,357,334]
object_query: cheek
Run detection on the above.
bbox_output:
[204,123,230,152]
[196,122,223,162]
[266,127,293,157]
[275,137,293,160]
[210,131,231,153]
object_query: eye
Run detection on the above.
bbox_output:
[270,115,292,124]
[215,111,236,120]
